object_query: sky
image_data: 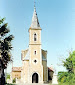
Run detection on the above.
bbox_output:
[0,0,75,73]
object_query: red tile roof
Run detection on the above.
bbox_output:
[12,67,21,72]
[48,67,54,72]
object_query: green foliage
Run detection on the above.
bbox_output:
[58,72,68,83]
[59,82,75,85]
[6,73,10,79]
[58,72,75,84]
[12,78,16,83]
[0,18,5,24]
[63,51,75,73]
[58,51,75,85]
[0,18,14,69]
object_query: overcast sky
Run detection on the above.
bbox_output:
[0,0,75,73]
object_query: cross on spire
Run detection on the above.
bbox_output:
[34,0,36,8]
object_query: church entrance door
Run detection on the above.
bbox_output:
[32,73,38,83]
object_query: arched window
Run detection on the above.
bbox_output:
[34,51,36,55]
[34,33,37,41]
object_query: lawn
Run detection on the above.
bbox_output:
[58,83,75,85]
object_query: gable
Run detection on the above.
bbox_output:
[22,49,30,61]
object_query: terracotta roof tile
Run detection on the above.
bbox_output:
[48,67,54,72]
[12,67,21,72]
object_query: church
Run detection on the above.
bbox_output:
[11,5,54,84]
[21,5,53,84]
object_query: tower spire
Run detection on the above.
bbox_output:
[34,0,35,8]
[30,0,40,29]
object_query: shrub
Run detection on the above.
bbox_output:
[12,78,16,83]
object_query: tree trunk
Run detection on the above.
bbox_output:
[0,59,5,85]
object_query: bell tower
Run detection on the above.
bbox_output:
[21,1,48,83]
[28,5,43,83]
[29,7,41,45]
[29,6,42,64]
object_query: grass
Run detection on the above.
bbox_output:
[58,83,75,85]
[50,83,75,85]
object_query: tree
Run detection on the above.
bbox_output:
[58,51,75,85]
[0,18,14,84]
[0,18,14,68]
[63,51,75,74]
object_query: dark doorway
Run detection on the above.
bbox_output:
[32,73,38,83]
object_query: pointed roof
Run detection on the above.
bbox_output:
[30,7,40,29]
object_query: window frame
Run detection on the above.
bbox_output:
[34,33,37,41]
[34,51,37,55]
